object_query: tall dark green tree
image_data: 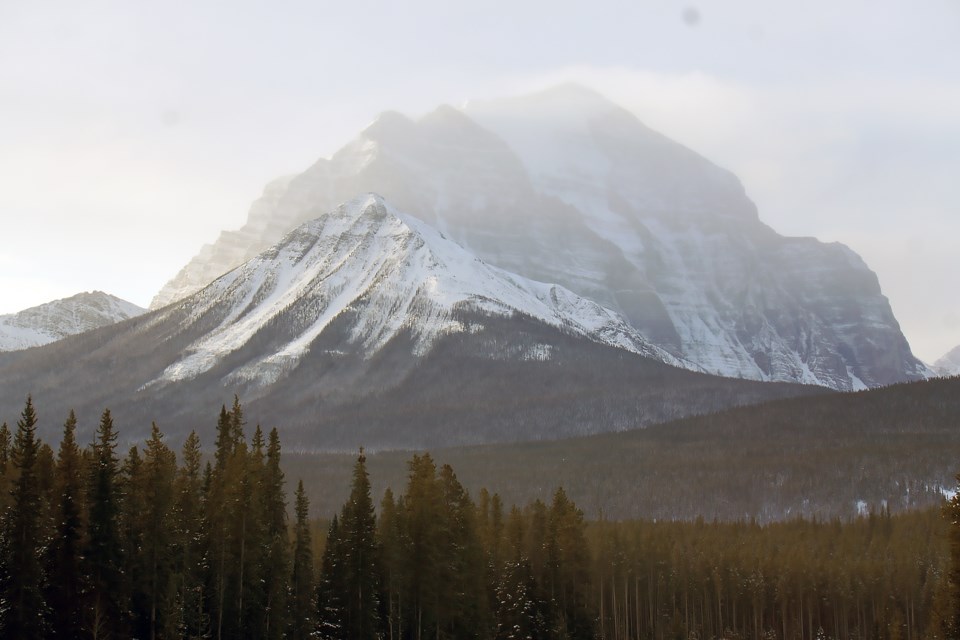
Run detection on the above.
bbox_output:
[546,488,593,640]
[378,488,406,640]
[290,479,315,640]
[0,396,47,640]
[0,421,11,515]
[340,448,381,640]
[437,463,488,638]
[173,430,208,639]
[943,472,960,638]
[317,515,347,639]
[45,410,86,640]
[402,453,444,640]
[135,423,178,640]
[84,408,126,639]
[261,427,289,640]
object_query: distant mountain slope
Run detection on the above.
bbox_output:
[0,196,820,448]
[150,85,928,390]
[0,291,144,351]
[283,377,960,522]
[934,345,960,376]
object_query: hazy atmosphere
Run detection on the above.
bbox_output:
[1,0,958,362]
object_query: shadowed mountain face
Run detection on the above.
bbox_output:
[151,85,928,391]
[0,196,822,449]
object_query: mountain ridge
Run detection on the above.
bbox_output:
[0,195,821,449]
[0,291,145,351]
[148,84,928,390]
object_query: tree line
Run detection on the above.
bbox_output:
[0,396,957,639]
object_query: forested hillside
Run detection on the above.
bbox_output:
[285,376,960,521]
[1,396,957,640]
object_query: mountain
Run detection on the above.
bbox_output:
[934,345,960,376]
[0,291,145,351]
[0,195,821,448]
[151,85,928,391]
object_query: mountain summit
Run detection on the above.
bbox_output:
[0,291,144,351]
[150,85,928,390]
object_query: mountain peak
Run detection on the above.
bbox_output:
[152,194,675,387]
[934,345,960,376]
[0,291,145,351]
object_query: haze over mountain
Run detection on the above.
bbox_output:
[934,345,960,377]
[152,85,928,391]
[0,291,144,351]
[0,195,820,448]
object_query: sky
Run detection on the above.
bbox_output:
[0,0,958,363]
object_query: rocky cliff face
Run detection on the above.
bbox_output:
[0,291,145,351]
[151,85,929,390]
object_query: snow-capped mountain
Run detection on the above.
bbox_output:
[150,194,681,388]
[0,196,821,449]
[152,84,928,390]
[934,345,960,377]
[0,291,144,351]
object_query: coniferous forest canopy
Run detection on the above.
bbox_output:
[2,396,960,639]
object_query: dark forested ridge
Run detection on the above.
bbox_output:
[2,396,959,640]
[284,376,960,522]
[0,310,823,449]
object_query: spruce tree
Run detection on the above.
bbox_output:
[0,396,47,640]
[173,430,208,639]
[290,479,315,640]
[45,410,86,640]
[0,421,11,514]
[340,448,381,640]
[378,488,406,640]
[84,408,126,639]
[137,423,178,640]
[402,453,443,640]
[317,515,347,639]
[262,427,289,640]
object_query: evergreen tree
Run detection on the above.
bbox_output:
[45,410,86,640]
[943,472,960,637]
[378,488,406,640]
[340,448,381,640]
[137,423,178,640]
[173,430,208,639]
[317,515,347,639]
[402,453,444,640]
[547,487,592,640]
[261,427,289,640]
[0,396,47,640]
[437,463,488,638]
[83,408,126,639]
[290,479,315,640]
[0,421,11,515]
[494,560,549,640]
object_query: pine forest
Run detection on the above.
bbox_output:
[1,396,958,640]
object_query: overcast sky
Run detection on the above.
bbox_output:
[1,0,958,362]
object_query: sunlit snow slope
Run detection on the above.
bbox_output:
[0,291,145,351]
[151,194,681,388]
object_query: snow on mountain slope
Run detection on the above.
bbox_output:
[150,194,681,388]
[150,85,929,390]
[934,345,960,376]
[0,291,145,351]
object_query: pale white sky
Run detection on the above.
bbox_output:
[1,0,957,362]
